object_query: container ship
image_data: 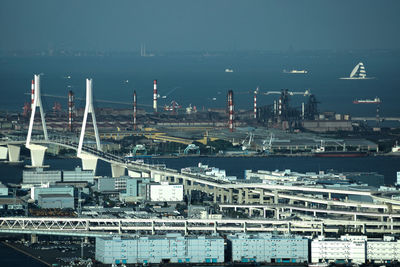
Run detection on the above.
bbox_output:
[353,97,381,104]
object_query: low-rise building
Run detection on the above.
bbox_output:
[311,235,367,264]
[37,194,74,209]
[63,166,94,184]
[0,183,8,196]
[367,236,400,264]
[227,233,308,263]
[95,234,224,264]
[149,182,183,202]
[31,185,74,201]
[23,168,62,185]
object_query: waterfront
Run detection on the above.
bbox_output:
[1,155,399,186]
[0,242,47,267]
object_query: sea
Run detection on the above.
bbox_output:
[0,50,400,119]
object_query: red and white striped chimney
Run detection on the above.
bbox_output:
[31,79,35,111]
[68,90,74,132]
[153,80,157,113]
[228,90,234,132]
[133,90,137,130]
[253,91,257,119]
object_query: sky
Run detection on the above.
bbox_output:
[1,0,400,52]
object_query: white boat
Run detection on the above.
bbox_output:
[340,62,374,79]
[392,141,400,153]
[225,68,233,73]
[283,69,308,74]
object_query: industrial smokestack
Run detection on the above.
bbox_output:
[228,90,234,132]
[31,79,35,111]
[153,80,157,113]
[253,91,257,119]
[68,90,74,132]
[133,90,137,130]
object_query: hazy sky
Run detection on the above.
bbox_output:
[1,0,400,52]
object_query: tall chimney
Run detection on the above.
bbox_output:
[68,90,74,132]
[228,90,234,132]
[153,80,157,113]
[253,91,257,119]
[133,90,137,130]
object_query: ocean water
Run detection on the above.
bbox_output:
[0,51,399,118]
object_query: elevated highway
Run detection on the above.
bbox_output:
[0,216,399,238]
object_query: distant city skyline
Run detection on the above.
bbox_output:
[1,0,400,53]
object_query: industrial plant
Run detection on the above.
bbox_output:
[0,74,399,267]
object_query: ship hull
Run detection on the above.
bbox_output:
[339,77,375,80]
[314,152,368,157]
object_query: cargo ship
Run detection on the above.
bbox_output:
[313,142,368,157]
[353,97,381,104]
[283,69,308,74]
[314,150,368,157]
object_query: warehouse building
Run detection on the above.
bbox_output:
[367,236,400,264]
[311,235,367,264]
[95,234,224,264]
[37,193,74,209]
[23,168,62,185]
[96,176,150,202]
[227,233,308,263]
[31,185,74,201]
[63,166,94,183]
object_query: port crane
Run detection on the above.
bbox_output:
[132,144,147,156]
[184,144,200,155]
[260,89,310,96]
[241,132,254,151]
[262,133,274,153]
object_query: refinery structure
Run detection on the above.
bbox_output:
[0,73,399,267]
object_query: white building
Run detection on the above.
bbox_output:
[228,233,308,263]
[0,183,8,196]
[367,236,400,264]
[23,168,62,185]
[63,166,94,183]
[95,234,224,264]
[150,182,183,202]
[311,235,367,264]
[31,184,74,201]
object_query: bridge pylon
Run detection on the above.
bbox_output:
[25,74,48,167]
[77,78,101,173]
